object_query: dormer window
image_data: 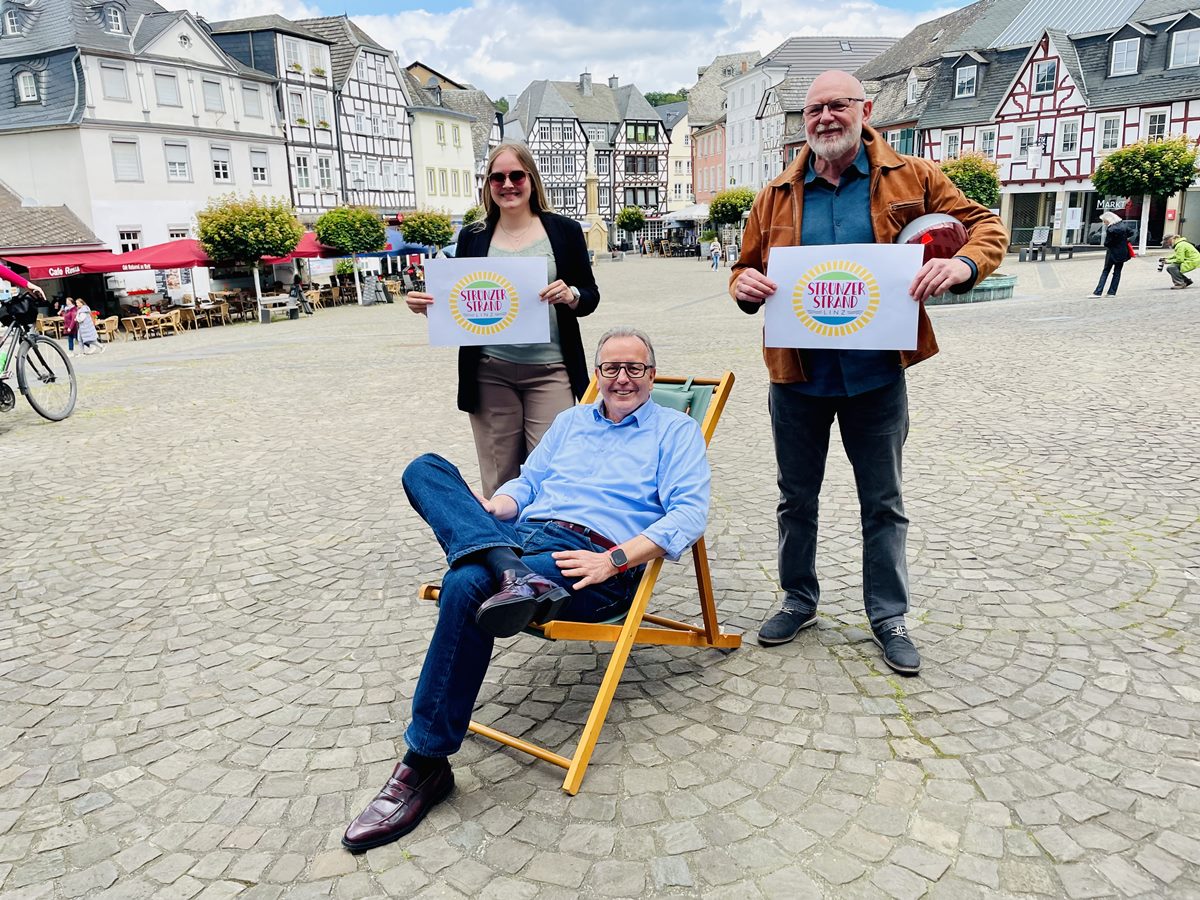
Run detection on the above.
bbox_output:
[15,70,38,102]
[955,64,977,98]
[1033,60,1057,94]
[1111,37,1139,75]
[906,77,918,105]
[105,6,124,33]
[1170,28,1200,68]
[3,8,20,34]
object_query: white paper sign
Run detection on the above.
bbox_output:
[425,256,550,346]
[764,244,925,350]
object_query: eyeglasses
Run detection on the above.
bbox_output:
[488,170,528,186]
[802,97,866,119]
[598,361,650,378]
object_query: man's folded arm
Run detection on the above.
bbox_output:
[640,420,711,561]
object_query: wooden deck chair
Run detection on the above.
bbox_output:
[418,371,741,794]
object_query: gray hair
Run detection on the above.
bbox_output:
[1099,211,1121,226]
[594,326,656,367]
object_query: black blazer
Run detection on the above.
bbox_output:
[454,212,600,413]
[1103,221,1134,265]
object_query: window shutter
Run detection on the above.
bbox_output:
[112,141,140,180]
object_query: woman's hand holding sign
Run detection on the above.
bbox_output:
[540,279,578,309]
[406,291,434,315]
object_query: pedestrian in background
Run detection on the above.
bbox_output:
[62,298,79,355]
[1161,234,1199,289]
[1093,211,1134,297]
[710,239,721,270]
[73,299,103,355]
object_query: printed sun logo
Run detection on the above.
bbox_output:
[449,271,520,335]
[792,261,881,336]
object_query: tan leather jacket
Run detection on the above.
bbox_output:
[730,126,1009,383]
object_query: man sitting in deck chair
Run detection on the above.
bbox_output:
[343,326,710,852]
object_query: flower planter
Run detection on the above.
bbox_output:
[927,273,1017,305]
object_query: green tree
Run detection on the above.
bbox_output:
[400,210,455,248]
[462,204,484,227]
[709,187,756,224]
[615,206,646,234]
[644,89,689,107]
[1092,136,1200,252]
[940,152,1000,209]
[315,207,386,255]
[495,97,509,115]
[196,194,303,302]
[315,207,386,302]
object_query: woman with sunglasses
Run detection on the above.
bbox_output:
[406,142,600,495]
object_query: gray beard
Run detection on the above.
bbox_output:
[807,125,861,161]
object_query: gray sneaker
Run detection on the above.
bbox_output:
[757,607,817,646]
[872,622,921,675]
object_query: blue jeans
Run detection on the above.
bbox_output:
[401,453,641,757]
[769,377,909,630]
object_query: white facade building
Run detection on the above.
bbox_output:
[0,0,288,252]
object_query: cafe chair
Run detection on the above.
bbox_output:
[418,371,740,794]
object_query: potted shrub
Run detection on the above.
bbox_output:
[317,119,330,129]
[295,117,308,126]
[288,62,302,73]
[312,66,326,77]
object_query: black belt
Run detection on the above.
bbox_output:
[531,519,618,551]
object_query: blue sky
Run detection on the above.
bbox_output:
[177,0,956,97]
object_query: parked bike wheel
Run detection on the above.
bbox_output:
[17,334,76,421]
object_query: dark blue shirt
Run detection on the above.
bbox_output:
[791,143,901,397]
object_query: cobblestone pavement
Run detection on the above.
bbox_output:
[1,253,1198,900]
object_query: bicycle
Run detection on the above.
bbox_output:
[0,290,77,421]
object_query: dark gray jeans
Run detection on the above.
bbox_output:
[769,376,910,630]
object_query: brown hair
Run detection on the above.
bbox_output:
[480,142,553,226]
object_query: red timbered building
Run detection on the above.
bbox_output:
[918,1,1200,248]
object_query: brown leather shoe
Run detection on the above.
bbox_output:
[342,761,454,852]
[475,569,569,638]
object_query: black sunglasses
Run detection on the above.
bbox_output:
[489,170,528,186]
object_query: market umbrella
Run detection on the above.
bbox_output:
[262,231,338,263]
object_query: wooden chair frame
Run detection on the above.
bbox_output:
[419,372,741,794]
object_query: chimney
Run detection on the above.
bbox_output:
[580,71,592,96]
[608,75,619,90]
[697,65,707,77]
[740,61,748,73]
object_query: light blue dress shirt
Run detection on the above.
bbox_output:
[495,398,710,561]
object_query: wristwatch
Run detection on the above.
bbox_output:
[608,547,629,573]
[569,285,581,303]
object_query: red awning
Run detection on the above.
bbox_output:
[2,251,126,279]
[113,239,212,270]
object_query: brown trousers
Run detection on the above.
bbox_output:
[468,356,574,496]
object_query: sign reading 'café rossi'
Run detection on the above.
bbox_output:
[764,244,924,350]
[425,257,550,347]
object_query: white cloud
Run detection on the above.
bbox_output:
[160,0,323,24]
[358,0,951,99]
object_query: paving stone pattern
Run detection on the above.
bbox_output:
[1,254,1197,898]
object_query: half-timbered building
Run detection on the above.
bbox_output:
[506,74,668,241]
[917,0,1200,247]
[210,15,341,220]
[294,16,415,214]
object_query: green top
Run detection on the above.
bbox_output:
[480,236,562,364]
